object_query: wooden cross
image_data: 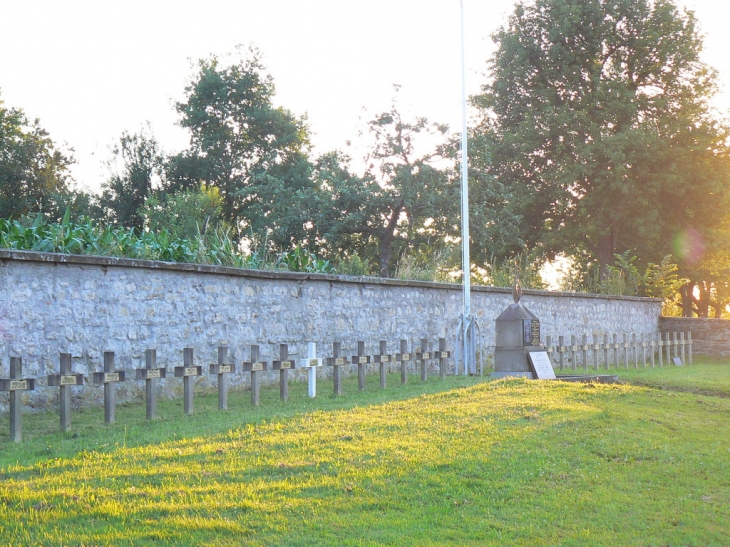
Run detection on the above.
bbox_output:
[47,353,83,432]
[326,342,346,396]
[92,352,127,424]
[351,341,371,391]
[174,348,202,415]
[0,357,36,442]
[135,349,167,420]
[394,339,412,385]
[373,340,391,389]
[416,338,432,382]
[209,346,235,411]
[272,344,296,402]
[242,345,268,406]
[437,338,451,379]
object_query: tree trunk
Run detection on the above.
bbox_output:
[379,236,393,278]
[695,281,711,318]
[679,283,695,317]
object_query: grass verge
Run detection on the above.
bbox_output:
[1,369,729,546]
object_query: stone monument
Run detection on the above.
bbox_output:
[492,263,543,379]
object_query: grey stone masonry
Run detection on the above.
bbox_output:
[0,250,662,413]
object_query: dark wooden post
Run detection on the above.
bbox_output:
[603,334,609,370]
[373,340,391,388]
[592,334,599,370]
[621,334,628,369]
[395,339,411,385]
[351,341,370,391]
[649,333,656,368]
[209,346,235,410]
[92,352,126,425]
[581,334,588,371]
[688,331,693,364]
[570,335,577,371]
[0,357,35,442]
[242,345,267,406]
[416,338,430,382]
[658,332,664,367]
[47,353,83,433]
[612,334,619,370]
[135,349,167,420]
[640,333,647,367]
[673,332,679,360]
[327,342,345,396]
[680,332,686,365]
[272,344,295,402]
[438,338,450,379]
[174,348,202,416]
[545,336,553,363]
[558,335,565,370]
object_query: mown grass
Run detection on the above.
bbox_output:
[558,356,730,397]
[1,368,729,546]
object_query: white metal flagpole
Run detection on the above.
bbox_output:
[460,0,472,375]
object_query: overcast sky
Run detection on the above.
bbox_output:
[2,0,729,191]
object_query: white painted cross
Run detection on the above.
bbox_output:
[305,342,322,398]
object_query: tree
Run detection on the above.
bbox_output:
[139,184,225,240]
[473,0,730,282]
[309,105,457,277]
[0,93,74,219]
[100,125,163,230]
[172,46,312,237]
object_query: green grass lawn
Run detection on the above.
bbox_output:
[557,356,730,397]
[1,367,729,546]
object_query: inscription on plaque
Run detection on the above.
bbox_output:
[582,345,590,351]
[307,358,322,367]
[527,352,556,380]
[593,344,601,350]
[104,372,120,383]
[437,351,450,359]
[378,355,390,363]
[358,356,368,364]
[279,361,293,370]
[523,320,541,345]
[147,369,162,379]
[400,353,411,361]
[335,357,345,366]
[571,346,579,352]
[185,367,199,376]
[218,364,232,374]
[420,352,431,360]
[251,362,264,372]
[61,375,78,385]
[10,380,28,390]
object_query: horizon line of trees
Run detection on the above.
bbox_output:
[1,1,729,318]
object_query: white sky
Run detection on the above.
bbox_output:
[1,0,729,191]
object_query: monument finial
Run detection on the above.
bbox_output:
[512,258,522,303]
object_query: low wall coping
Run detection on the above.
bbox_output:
[0,249,662,303]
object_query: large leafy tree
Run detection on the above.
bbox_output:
[0,93,74,219]
[309,105,457,277]
[473,0,730,283]
[171,47,312,243]
[100,126,163,230]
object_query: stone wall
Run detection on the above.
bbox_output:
[659,316,730,356]
[0,250,663,413]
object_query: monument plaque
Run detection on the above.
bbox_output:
[528,352,556,380]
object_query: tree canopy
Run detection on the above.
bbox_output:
[472,0,730,293]
[0,93,74,220]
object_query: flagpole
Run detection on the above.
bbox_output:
[460,0,472,375]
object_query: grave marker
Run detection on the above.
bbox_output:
[351,341,370,391]
[0,357,35,442]
[242,345,268,406]
[326,342,345,396]
[558,335,566,370]
[135,349,167,420]
[395,339,411,385]
[209,346,235,410]
[438,338,451,379]
[305,342,322,398]
[92,352,127,424]
[527,351,556,380]
[47,353,83,432]
[416,338,431,382]
[174,348,202,415]
[272,344,295,402]
[673,356,683,366]
[373,340,391,388]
